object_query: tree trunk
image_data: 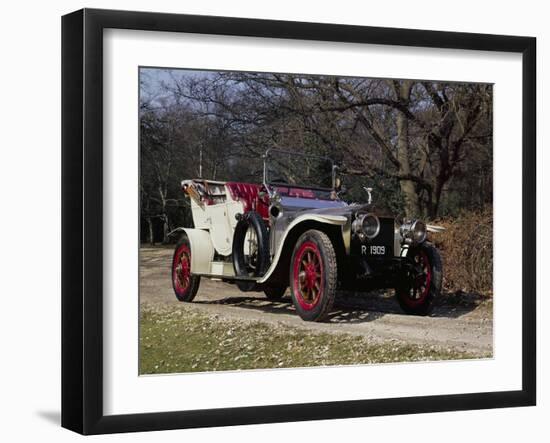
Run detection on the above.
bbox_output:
[395,80,421,217]
[147,217,154,246]
[162,216,169,244]
[158,183,170,244]
[431,180,444,219]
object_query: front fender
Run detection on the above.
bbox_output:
[258,214,347,284]
[426,224,446,233]
[393,223,446,257]
[169,228,214,274]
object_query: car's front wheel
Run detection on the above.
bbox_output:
[289,230,337,322]
[395,243,442,315]
[172,235,201,302]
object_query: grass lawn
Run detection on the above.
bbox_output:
[139,305,488,375]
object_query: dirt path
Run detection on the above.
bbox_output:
[140,247,493,355]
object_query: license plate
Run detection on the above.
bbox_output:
[361,245,386,255]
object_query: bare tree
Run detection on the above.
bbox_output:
[140,68,492,235]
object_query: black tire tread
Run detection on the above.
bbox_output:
[290,229,338,322]
[264,286,287,300]
[396,243,442,315]
[233,211,270,278]
[172,235,201,302]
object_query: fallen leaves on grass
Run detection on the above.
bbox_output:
[139,304,488,375]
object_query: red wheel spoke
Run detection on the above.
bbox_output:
[402,250,433,306]
[293,242,324,311]
[173,244,193,295]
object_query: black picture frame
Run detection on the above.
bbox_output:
[61,8,536,435]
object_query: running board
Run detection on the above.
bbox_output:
[194,261,260,282]
[195,273,260,282]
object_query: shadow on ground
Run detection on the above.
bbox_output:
[36,410,60,426]
[195,290,487,323]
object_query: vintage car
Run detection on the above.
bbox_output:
[170,149,443,322]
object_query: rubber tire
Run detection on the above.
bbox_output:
[264,286,287,300]
[232,211,270,291]
[289,230,337,322]
[395,243,442,315]
[171,235,201,302]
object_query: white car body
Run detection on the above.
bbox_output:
[170,179,347,284]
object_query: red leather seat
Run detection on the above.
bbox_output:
[225,182,269,221]
[272,186,315,199]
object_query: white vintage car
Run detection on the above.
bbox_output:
[171,149,443,322]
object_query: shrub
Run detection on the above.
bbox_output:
[429,208,493,296]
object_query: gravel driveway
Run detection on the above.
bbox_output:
[140,247,493,355]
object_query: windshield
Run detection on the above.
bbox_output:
[264,149,335,191]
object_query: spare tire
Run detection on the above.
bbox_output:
[232,211,270,290]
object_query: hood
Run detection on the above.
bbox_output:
[280,196,348,211]
[280,196,372,217]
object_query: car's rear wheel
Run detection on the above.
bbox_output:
[395,243,442,315]
[172,235,201,302]
[264,285,287,300]
[289,230,337,322]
